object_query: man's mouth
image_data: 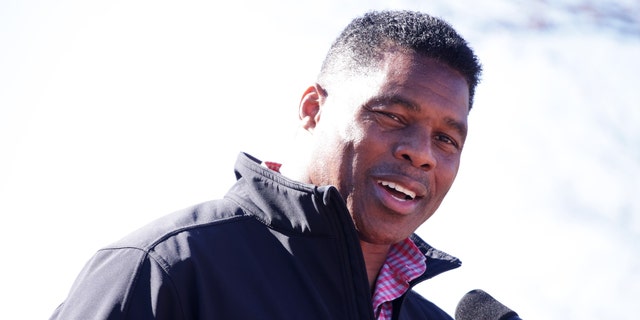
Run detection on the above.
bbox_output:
[378,180,416,201]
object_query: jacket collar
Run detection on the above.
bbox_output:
[410,234,462,285]
[229,152,336,237]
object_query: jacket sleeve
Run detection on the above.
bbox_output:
[49,247,184,320]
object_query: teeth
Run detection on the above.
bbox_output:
[379,181,416,199]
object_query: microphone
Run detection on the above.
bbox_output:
[455,289,522,320]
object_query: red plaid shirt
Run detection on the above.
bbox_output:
[372,238,426,319]
[264,162,427,319]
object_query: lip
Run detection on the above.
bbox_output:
[372,174,428,215]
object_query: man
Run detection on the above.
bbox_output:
[50,10,481,320]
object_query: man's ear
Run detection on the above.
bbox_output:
[299,84,326,132]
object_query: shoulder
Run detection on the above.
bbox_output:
[107,198,249,252]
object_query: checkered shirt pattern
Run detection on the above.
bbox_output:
[262,161,427,319]
[372,238,427,320]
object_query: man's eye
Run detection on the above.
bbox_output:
[386,113,401,121]
[378,111,402,123]
[369,109,407,129]
[436,134,458,148]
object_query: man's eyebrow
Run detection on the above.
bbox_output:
[445,117,468,138]
[366,95,420,111]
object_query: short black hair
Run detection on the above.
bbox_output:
[318,10,482,109]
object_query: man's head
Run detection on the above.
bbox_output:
[296,10,481,245]
[318,10,481,109]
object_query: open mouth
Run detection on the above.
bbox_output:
[379,180,416,201]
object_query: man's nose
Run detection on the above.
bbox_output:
[393,130,437,170]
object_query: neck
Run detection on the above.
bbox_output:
[359,240,391,289]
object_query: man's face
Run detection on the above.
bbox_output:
[300,52,470,245]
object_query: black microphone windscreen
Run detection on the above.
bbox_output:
[455,289,521,320]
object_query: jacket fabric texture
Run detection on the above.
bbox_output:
[50,152,461,320]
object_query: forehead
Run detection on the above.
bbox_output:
[322,51,470,123]
[379,52,470,111]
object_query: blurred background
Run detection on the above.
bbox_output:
[1,0,639,318]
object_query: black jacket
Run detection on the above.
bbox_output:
[50,153,461,319]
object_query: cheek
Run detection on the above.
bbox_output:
[436,159,460,193]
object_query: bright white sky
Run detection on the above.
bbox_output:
[1,1,639,319]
